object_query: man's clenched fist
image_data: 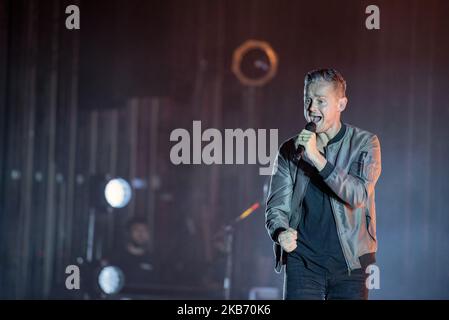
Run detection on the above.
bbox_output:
[278,227,298,252]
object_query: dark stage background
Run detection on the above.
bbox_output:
[0,0,448,299]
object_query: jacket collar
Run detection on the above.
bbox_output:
[327,122,347,146]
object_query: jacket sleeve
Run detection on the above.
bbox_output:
[319,135,382,209]
[265,143,293,243]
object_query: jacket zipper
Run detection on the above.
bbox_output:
[281,162,310,269]
[330,198,351,276]
[292,161,309,230]
[296,178,309,228]
[325,146,352,276]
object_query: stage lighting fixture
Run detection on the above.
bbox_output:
[232,39,278,87]
[104,178,132,208]
[98,265,125,295]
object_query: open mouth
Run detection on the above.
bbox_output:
[310,115,322,124]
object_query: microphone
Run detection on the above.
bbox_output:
[295,121,317,160]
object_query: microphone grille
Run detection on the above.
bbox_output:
[305,122,317,132]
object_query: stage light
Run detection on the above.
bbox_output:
[104,178,132,208]
[232,39,278,87]
[98,266,125,295]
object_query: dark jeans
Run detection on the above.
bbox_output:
[284,254,369,300]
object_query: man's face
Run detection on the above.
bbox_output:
[303,81,347,133]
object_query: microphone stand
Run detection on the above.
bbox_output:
[221,202,260,300]
[223,224,234,300]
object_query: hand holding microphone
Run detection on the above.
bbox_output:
[296,121,327,171]
[295,121,317,159]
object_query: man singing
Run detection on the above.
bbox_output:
[265,68,381,300]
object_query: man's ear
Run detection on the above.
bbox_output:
[338,97,348,112]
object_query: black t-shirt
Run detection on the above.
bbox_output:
[290,123,348,274]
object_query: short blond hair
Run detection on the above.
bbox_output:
[304,68,346,97]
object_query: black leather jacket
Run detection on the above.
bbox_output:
[265,123,381,273]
